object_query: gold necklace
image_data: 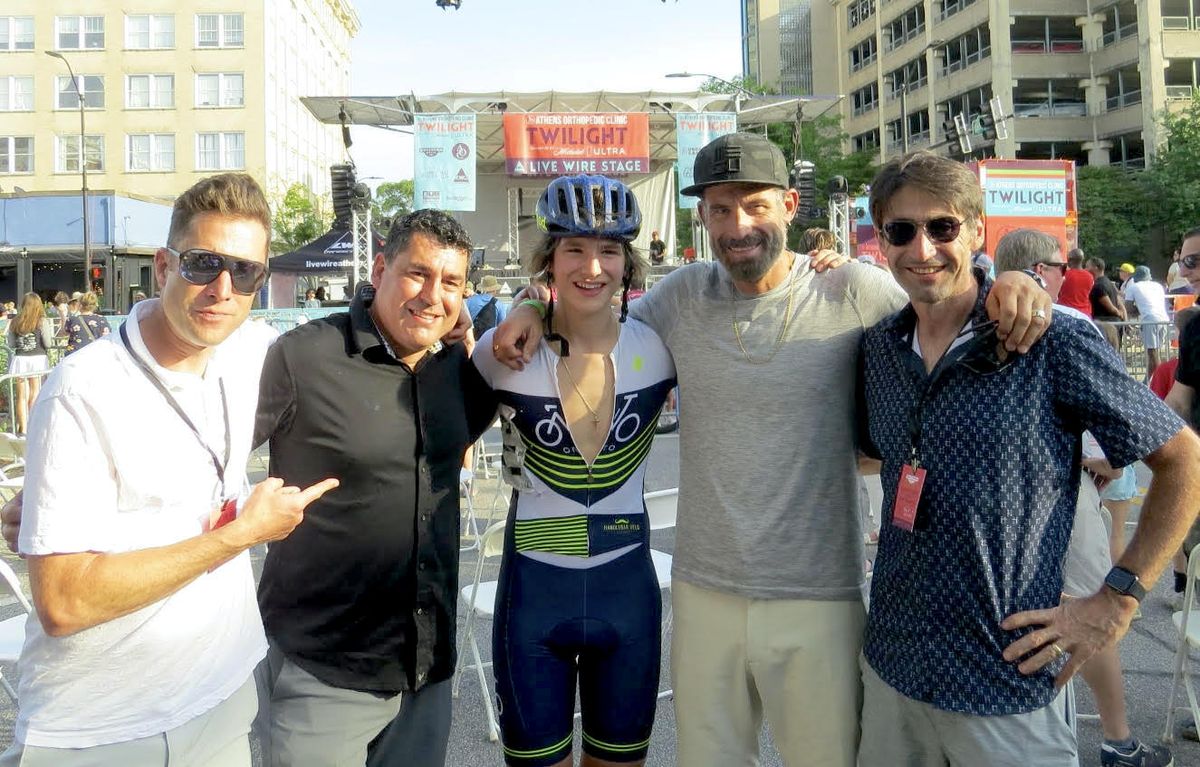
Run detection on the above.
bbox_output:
[559,357,608,427]
[732,261,798,365]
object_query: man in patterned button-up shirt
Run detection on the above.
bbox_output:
[857,152,1200,767]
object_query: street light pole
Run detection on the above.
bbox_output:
[46,51,90,292]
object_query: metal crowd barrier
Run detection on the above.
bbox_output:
[1095,320,1178,382]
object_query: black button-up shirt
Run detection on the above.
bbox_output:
[254,289,496,694]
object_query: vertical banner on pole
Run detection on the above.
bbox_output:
[413,114,477,212]
[674,112,737,208]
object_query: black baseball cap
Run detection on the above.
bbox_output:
[680,132,790,197]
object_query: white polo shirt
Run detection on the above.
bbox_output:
[16,300,270,748]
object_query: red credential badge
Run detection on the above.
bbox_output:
[892,463,927,532]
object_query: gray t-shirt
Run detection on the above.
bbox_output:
[633,255,906,600]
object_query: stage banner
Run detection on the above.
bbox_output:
[414,114,476,211]
[674,112,737,208]
[502,113,650,176]
[980,166,1068,218]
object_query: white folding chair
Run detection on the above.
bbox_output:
[0,558,31,702]
[1163,541,1200,743]
[474,422,503,480]
[644,488,678,699]
[0,434,26,481]
[452,520,506,742]
[459,468,482,552]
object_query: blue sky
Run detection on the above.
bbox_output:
[346,0,743,184]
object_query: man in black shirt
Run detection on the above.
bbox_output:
[648,229,666,265]
[253,210,496,767]
[1086,255,1126,322]
[1167,227,1200,430]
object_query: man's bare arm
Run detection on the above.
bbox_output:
[30,477,338,637]
[1165,379,1195,425]
[1002,427,1200,685]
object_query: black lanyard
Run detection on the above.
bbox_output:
[120,324,231,492]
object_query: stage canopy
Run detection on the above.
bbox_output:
[301,89,845,173]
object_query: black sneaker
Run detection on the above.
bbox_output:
[1100,741,1173,767]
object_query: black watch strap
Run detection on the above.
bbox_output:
[1104,566,1147,603]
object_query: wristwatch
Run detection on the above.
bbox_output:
[1104,566,1147,603]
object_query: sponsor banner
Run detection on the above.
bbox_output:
[986,216,1068,256]
[674,112,737,208]
[981,168,1068,218]
[414,114,476,211]
[502,113,650,176]
[851,196,882,263]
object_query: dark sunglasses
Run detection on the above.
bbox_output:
[957,320,1017,376]
[880,217,963,246]
[1181,253,1200,270]
[166,248,268,295]
[1038,261,1069,274]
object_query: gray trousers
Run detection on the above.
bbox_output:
[254,646,451,767]
[0,677,256,767]
[859,658,1079,767]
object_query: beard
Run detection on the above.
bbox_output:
[713,227,786,283]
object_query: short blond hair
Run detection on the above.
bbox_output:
[168,173,270,250]
[80,291,99,312]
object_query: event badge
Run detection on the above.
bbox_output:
[892,462,926,532]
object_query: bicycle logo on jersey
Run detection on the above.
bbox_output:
[533,393,643,451]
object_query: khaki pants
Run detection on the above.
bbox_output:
[671,579,865,767]
[0,677,256,767]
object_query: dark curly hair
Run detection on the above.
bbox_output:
[381,209,473,264]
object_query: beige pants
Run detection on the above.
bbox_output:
[671,579,865,767]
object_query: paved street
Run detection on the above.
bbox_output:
[0,435,1194,766]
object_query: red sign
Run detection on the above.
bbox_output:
[503,113,650,176]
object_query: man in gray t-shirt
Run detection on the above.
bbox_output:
[494,133,1051,767]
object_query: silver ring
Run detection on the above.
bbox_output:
[1033,309,1048,320]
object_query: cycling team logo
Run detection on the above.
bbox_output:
[535,394,642,451]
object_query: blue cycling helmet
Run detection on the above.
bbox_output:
[535,174,641,242]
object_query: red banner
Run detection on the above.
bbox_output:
[503,113,650,176]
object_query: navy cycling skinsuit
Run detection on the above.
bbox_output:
[474,320,676,766]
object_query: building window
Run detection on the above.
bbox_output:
[0,17,35,51]
[57,75,104,109]
[56,135,104,173]
[853,129,879,153]
[195,73,244,107]
[849,36,878,74]
[196,14,244,48]
[852,83,879,116]
[126,14,174,49]
[883,4,926,53]
[126,74,174,109]
[56,15,105,50]
[0,137,33,174]
[848,0,875,29]
[0,76,33,111]
[127,133,175,172]
[196,132,244,170]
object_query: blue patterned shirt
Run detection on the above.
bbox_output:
[859,277,1184,715]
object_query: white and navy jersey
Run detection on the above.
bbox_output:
[474,319,676,569]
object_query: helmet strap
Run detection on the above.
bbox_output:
[619,270,632,324]
[543,276,570,357]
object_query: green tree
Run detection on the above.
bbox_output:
[1075,165,1153,262]
[271,183,328,254]
[1145,93,1200,247]
[370,180,414,229]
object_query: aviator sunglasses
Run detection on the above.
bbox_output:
[880,217,963,247]
[166,248,269,295]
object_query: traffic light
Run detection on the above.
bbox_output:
[330,164,356,230]
[943,114,972,156]
[790,160,816,218]
[985,96,1009,141]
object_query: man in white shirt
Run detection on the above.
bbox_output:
[2,173,338,767]
[1124,265,1171,378]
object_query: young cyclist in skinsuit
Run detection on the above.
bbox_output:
[472,175,676,767]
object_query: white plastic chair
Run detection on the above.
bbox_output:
[452,520,506,742]
[644,488,678,699]
[0,558,31,702]
[0,434,26,481]
[474,422,502,480]
[1163,541,1200,743]
[459,468,482,552]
